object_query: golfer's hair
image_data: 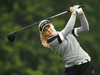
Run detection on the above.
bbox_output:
[39,20,49,48]
[40,32,50,48]
[39,20,59,48]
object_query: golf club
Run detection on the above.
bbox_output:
[7,4,84,42]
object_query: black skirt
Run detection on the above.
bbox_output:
[64,62,94,75]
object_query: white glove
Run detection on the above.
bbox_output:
[74,5,83,13]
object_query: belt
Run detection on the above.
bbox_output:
[76,59,90,65]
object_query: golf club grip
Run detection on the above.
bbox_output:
[67,4,85,12]
[78,4,85,8]
[50,4,84,19]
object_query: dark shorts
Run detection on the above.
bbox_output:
[64,62,94,75]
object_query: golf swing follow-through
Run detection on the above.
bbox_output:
[39,5,94,75]
[7,4,84,42]
[7,4,94,75]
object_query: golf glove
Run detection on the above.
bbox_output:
[74,5,83,13]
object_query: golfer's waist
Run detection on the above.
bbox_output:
[65,59,91,67]
[76,59,90,65]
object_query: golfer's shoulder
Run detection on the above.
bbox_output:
[47,35,58,43]
[47,34,62,44]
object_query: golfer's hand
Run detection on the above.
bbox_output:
[74,5,83,14]
[70,7,76,13]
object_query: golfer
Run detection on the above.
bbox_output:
[39,5,94,75]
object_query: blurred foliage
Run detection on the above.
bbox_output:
[0,0,100,75]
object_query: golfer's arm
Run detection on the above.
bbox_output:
[75,12,89,36]
[60,13,77,38]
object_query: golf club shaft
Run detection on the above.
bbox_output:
[14,4,84,34]
[14,11,68,34]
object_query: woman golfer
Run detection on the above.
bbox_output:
[39,5,94,75]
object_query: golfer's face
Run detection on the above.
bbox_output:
[43,24,55,36]
[43,25,50,32]
[43,24,54,32]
